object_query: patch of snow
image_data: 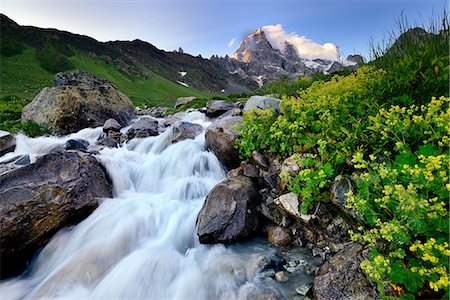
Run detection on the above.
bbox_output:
[303,60,322,69]
[179,71,188,77]
[341,60,357,67]
[177,81,189,88]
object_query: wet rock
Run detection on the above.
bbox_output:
[296,285,312,296]
[0,130,16,156]
[205,100,235,117]
[0,154,30,175]
[205,116,242,169]
[252,151,269,169]
[174,96,196,108]
[170,121,203,144]
[103,118,122,133]
[331,175,356,217]
[0,150,112,278]
[274,271,288,282]
[262,254,286,273]
[313,243,379,300]
[22,71,135,135]
[242,162,259,177]
[268,226,292,246]
[64,139,89,151]
[258,203,288,227]
[196,176,260,243]
[146,106,166,118]
[98,136,119,148]
[243,95,281,113]
[262,174,279,192]
[227,166,243,179]
[163,112,185,128]
[126,117,159,139]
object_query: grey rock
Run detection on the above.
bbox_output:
[313,243,379,300]
[252,151,269,169]
[0,154,30,176]
[242,163,259,177]
[103,118,122,133]
[268,226,292,246]
[243,95,281,113]
[0,131,16,156]
[205,100,234,117]
[325,61,344,74]
[174,96,196,108]
[205,116,242,169]
[331,175,356,217]
[98,136,119,148]
[0,150,112,277]
[346,54,364,66]
[64,139,89,151]
[163,112,185,128]
[196,176,260,243]
[127,117,159,139]
[170,121,203,144]
[22,71,135,135]
[258,203,287,226]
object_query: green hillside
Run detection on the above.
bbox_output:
[0,46,209,108]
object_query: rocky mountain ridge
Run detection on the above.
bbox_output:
[213,27,364,86]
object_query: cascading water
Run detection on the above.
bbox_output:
[0,111,319,299]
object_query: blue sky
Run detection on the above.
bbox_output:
[1,0,447,60]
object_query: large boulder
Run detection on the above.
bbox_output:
[22,71,135,135]
[174,96,196,108]
[196,176,260,243]
[0,130,16,156]
[205,100,235,118]
[0,150,112,278]
[243,96,281,113]
[205,116,242,169]
[126,117,159,139]
[170,121,203,144]
[313,243,379,300]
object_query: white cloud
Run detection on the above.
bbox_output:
[227,37,236,48]
[262,24,340,61]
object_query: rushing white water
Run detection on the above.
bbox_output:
[2,111,309,299]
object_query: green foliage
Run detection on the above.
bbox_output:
[0,35,24,56]
[236,15,449,299]
[0,46,209,107]
[370,13,449,105]
[36,43,74,73]
[255,75,313,98]
[0,96,50,137]
[347,96,449,298]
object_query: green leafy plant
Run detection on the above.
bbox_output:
[347,96,449,299]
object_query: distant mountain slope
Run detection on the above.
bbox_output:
[0,14,256,106]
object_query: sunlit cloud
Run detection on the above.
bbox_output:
[227,37,236,48]
[262,24,340,61]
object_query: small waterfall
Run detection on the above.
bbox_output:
[0,111,317,299]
